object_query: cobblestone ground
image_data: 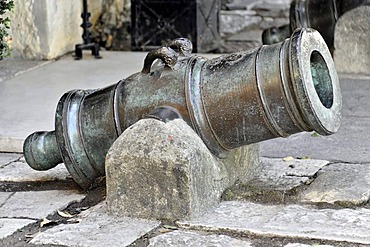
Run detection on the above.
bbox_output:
[0,156,368,247]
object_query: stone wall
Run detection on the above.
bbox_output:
[88,0,131,51]
[10,0,82,60]
[219,0,291,52]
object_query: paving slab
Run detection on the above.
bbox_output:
[300,163,370,206]
[0,153,22,168]
[0,58,50,83]
[285,244,333,247]
[30,202,160,247]
[340,75,370,118]
[148,230,252,247]
[0,190,85,219]
[250,157,329,190]
[0,162,71,182]
[178,201,370,244]
[0,192,12,206]
[261,116,370,163]
[0,218,36,239]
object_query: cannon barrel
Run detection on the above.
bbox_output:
[23,28,342,189]
[262,0,369,52]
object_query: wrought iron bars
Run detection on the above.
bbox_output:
[75,0,101,59]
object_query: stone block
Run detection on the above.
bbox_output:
[0,162,71,182]
[178,201,370,244]
[220,10,262,35]
[0,191,85,219]
[300,163,370,206]
[250,157,329,191]
[0,153,22,168]
[148,230,253,247]
[10,0,82,59]
[285,244,334,247]
[106,119,260,220]
[0,219,36,239]
[334,6,370,75]
[30,202,160,247]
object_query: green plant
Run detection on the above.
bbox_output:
[0,0,14,58]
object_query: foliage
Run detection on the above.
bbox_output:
[0,0,14,58]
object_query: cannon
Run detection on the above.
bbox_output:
[23,28,342,189]
[262,0,370,53]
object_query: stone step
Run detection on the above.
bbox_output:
[177,201,370,245]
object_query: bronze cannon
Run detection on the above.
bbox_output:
[23,28,342,189]
[262,0,370,53]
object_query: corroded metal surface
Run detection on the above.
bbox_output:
[262,0,370,53]
[23,30,342,189]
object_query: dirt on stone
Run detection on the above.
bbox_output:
[0,179,105,247]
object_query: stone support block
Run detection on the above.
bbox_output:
[10,0,82,60]
[106,119,260,220]
[334,6,370,75]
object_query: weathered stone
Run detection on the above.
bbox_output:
[0,193,12,205]
[0,137,23,153]
[30,202,160,247]
[0,218,36,239]
[285,244,334,247]
[148,230,252,247]
[259,17,289,29]
[300,163,370,206]
[250,157,329,190]
[227,30,263,42]
[334,6,370,75]
[10,0,82,59]
[0,58,50,83]
[224,0,251,10]
[261,117,370,164]
[178,201,370,244]
[0,153,22,168]
[251,1,290,18]
[220,10,262,35]
[0,191,85,219]
[89,0,131,50]
[340,75,370,118]
[106,119,260,220]
[0,162,71,182]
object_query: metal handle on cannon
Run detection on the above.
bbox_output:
[141,38,193,74]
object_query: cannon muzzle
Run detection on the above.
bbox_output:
[23,28,342,189]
